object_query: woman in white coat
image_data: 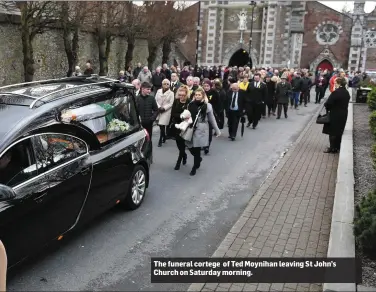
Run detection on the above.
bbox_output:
[0,240,6,291]
[156,79,175,147]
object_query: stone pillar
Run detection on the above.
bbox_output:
[216,8,225,65]
[348,1,366,71]
[288,1,306,68]
[259,6,268,66]
[205,1,219,66]
[282,2,292,67]
[262,1,277,67]
[197,2,206,66]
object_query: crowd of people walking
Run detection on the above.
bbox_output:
[123,62,357,176]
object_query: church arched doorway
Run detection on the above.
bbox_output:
[228,49,251,67]
[317,59,333,72]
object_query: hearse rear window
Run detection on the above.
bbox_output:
[60,93,139,144]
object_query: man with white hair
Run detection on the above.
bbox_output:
[170,73,182,95]
[137,66,152,83]
[151,66,166,94]
[186,76,194,96]
[73,66,82,76]
[132,79,141,96]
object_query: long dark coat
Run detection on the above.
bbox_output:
[275,82,292,104]
[265,81,276,105]
[322,87,350,136]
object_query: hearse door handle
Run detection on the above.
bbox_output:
[34,192,48,204]
[80,167,91,176]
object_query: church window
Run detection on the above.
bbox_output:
[365,30,376,48]
[314,23,342,46]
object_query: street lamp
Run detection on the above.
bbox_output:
[248,1,256,67]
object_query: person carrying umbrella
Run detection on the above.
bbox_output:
[226,82,246,141]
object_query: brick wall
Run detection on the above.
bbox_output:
[301,1,352,69]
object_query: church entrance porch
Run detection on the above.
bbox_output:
[228,48,251,67]
[317,59,333,72]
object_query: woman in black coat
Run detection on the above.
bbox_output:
[203,80,221,154]
[169,85,191,170]
[322,77,350,153]
[265,76,276,116]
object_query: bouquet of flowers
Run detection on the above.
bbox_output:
[107,119,130,132]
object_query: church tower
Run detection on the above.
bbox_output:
[348,0,366,71]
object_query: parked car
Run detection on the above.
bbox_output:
[0,75,152,268]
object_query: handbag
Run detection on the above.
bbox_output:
[180,107,202,141]
[316,106,330,124]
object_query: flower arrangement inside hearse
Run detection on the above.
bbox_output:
[107,119,130,132]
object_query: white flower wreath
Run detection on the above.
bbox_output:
[107,119,130,132]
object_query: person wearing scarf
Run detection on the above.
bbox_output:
[202,80,221,154]
[186,87,221,176]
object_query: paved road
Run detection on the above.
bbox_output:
[7,100,322,291]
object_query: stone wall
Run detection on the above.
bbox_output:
[301,1,352,70]
[0,17,187,86]
[365,10,376,70]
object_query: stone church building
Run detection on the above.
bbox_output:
[196,0,376,72]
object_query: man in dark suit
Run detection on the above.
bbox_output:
[226,83,245,141]
[246,73,268,129]
[170,73,182,96]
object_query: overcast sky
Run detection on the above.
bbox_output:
[320,1,376,12]
[134,1,376,13]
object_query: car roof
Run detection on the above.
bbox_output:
[0,76,135,153]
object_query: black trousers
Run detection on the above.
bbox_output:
[188,147,202,169]
[329,135,342,150]
[315,87,325,103]
[277,103,288,117]
[218,111,225,129]
[261,103,266,117]
[142,122,154,140]
[159,125,166,142]
[300,90,309,105]
[175,135,187,163]
[246,103,261,127]
[228,110,241,138]
[266,103,274,115]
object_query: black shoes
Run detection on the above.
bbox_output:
[204,147,209,155]
[324,148,339,153]
[174,154,188,170]
[190,168,196,176]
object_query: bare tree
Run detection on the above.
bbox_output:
[143,1,166,69]
[160,2,195,65]
[0,1,56,82]
[88,1,123,76]
[55,2,87,77]
[120,2,146,70]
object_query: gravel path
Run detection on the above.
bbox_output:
[353,103,376,288]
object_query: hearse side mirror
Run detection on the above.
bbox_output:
[0,184,16,202]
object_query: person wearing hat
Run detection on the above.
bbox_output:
[275,74,292,119]
[135,82,159,140]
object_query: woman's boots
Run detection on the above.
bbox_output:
[190,157,202,176]
[174,153,187,170]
